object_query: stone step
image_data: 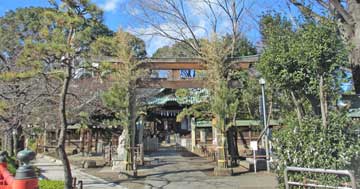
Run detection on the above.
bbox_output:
[239,158,267,171]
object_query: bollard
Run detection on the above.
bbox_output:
[13,149,38,189]
[78,180,83,189]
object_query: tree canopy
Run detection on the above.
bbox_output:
[10,1,110,188]
[258,14,348,116]
[97,29,147,171]
[288,0,360,94]
[152,35,257,58]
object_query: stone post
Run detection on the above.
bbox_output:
[137,116,145,165]
[212,118,218,146]
[191,118,196,152]
[200,129,206,143]
[138,116,144,145]
[112,131,126,171]
[43,129,48,152]
[94,127,99,153]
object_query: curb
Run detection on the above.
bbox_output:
[36,154,127,189]
[76,171,127,189]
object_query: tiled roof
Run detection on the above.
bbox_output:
[147,89,209,105]
[348,109,360,118]
[340,95,360,109]
[195,120,281,128]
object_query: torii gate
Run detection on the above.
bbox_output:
[94,55,259,169]
[95,55,259,89]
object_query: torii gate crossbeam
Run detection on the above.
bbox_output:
[95,55,259,89]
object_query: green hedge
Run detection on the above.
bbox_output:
[6,156,17,175]
[273,112,360,188]
[39,180,64,189]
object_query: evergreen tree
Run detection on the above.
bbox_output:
[258,14,347,126]
[96,30,147,171]
[17,1,105,188]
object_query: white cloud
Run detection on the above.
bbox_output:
[127,25,174,55]
[125,0,264,55]
[147,36,173,55]
[100,0,122,12]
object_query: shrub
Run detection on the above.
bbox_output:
[39,180,64,189]
[6,156,17,175]
[273,112,360,188]
[27,138,37,151]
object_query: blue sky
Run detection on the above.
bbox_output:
[0,0,352,91]
[0,0,132,31]
[0,0,298,55]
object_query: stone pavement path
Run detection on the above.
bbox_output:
[33,155,126,189]
[114,146,278,189]
[33,146,278,189]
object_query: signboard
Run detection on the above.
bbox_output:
[250,141,258,173]
[250,141,258,151]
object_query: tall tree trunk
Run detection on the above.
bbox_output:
[227,127,239,166]
[238,130,248,149]
[290,91,303,124]
[80,128,85,156]
[2,134,6,151]
[217,118,228,168]
[125,86,137,171]
[67,131,71,147]
[306,94,320,116]
[348,1,360,94]
[219,132,228,168]
[6,129,14,156]
[351,55,360,94]
[138,115,144,145]
[227,103,239,166]
[319,75,327,128]
[342,19,360,93]
[13,129,17,155]
[229,0,239,58]
[56,65,73,189]
[43,129,48,153]
[124,128,131,170]
[87,130,92,155]
[95,129,99,153]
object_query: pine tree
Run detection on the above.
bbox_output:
[17,1,104,188]
[98,30,147,171]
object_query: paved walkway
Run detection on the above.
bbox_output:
[95,145,278,189]
[33,155,126,189]
[33,146,278,189]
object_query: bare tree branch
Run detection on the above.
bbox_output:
[288,0,324,20]
[329,0,355,25]
[315,0,330,9]
[0,54,11,72]
[203,0,219,33]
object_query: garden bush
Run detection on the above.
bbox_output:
[6,156,17,175]
[27,138,38,152]
[273,112,360,188]
[39,180,64,189]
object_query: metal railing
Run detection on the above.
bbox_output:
[284,166,357,189]
[72,177,83,189]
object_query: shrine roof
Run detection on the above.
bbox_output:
[195,120,281,128]
[146,88,209,106]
